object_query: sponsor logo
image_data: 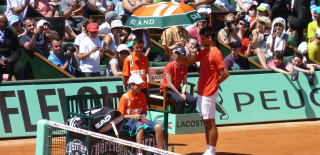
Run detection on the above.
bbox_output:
[130,19,155,26]
[190,13,202,20]
[66,139,88,155]
[156,69,164,75]
[95,115,111,129]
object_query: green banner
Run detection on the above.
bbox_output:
[1,71,320,137]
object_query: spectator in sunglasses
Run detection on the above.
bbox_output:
[102,20,124,55]
[236,18,251,56]
[105,44,130,76]
[266,17,288,55]
[224,40,247,70]
[218,13,242,45]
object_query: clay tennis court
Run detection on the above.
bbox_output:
[1,120,319,155]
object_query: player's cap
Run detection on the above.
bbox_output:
[111,20,123,29]
[128,74,145,84]
[257,3,270,12]
[117,44,130,52]
[105,11,122,22]
[230,39,242,48]
[9,15,20,26]
[127,41,133,48]
[87,23,100,32]
[298,42,308,54]
[37,19,50,27]
[175,47,186,55]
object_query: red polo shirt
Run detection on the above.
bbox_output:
[160,61,188,93]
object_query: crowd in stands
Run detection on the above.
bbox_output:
[1,0,320,81]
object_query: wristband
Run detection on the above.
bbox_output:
[170,53,178,60]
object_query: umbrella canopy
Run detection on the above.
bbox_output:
[124,2,205,30]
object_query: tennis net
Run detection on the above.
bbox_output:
[36,120,180,155]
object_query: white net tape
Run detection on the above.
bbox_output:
[48,121,180,155]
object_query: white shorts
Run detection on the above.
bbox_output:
[198,91,219,120]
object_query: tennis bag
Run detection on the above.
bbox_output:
[84,107,124,133]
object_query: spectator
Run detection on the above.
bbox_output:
[214,0,234,11]
[260,0,288,21]
[235,0,258,11]
[65,22,78,37]
[36,19,59,42]
[236,17,251,56]
[246,4,257,24]
[118,74,164,153]
[127,29,151,56]
[9,15,25,39]
[188,13,209,45]
[250,16,272,68]
[218,13,242,45]
[105,44,130,76]
[266,51,291,74]
[102,20,123,55]
[250,3,269,30]
[286,52,315,76]
[266,17,288,54]
[185,37,201,72]
[160,47,197,114]
[297,41,308,63]
[98,11,122,37]
[48,36,79,76]
[61,0,97,32]
[162,25,190,50]
[122,38,149,102]
[5,0,39,22]
[122,0,152,17]
[308,8,320,44]
[287,15,299,44]
[36,0,54,17]
[78,23,104,77]
[308,28,320,62]
[48,0,61,17]
[224,40,247,70]
[20,18,50,58]
[286,0,312,44]
[0,14,26,80]
[75,19,91,59]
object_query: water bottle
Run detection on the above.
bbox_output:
[171,146,174,152]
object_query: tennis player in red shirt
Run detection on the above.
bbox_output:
[165,26,229,155]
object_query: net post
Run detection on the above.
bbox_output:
[35,119,50,155]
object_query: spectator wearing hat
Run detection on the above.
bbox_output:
[118,74,165,153]
[250,3,269,30]
[162,25,190,50]
[36,19,59,44]
[98,11,122,36]
[9,15,25,39]
[188,13,209,45]
[224,40,247,70]
[78,23,104,77]
[297,41,308,63]
[308,7,320,44]
[236,18,251,56]
[61,0,97,32]
[259,0,288,21]
[250,16,272,68]
[127,29,152,57]
[102,20,124,55]
[214,0,234,11]
[0,14,26,80]
[48,36,79,76]
[308,28,320,62]
[218,13,242,45]
[160,47,197,114]
[105,44,130,76]
[246,5,257,25]
[5,0,39,22]
[20,18,50,58]
[235,0,258,11]
[266,17,288,54]
[286,0,312,44]
[287,15,299,44]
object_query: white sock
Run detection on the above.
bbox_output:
[137,153,143,155]
[203,144,210,155]
[209,146,216,155]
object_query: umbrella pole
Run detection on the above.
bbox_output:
[165,29,169,62]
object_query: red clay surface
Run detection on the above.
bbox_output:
[0,120,319,155]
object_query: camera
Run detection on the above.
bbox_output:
[263,33,269,42]
[241,11,248,15]
[194,42,201,51]
[63,43,76,53]
[226,20,232,29]
[4,58,9,63]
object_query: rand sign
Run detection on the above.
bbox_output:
[1,71,320,137]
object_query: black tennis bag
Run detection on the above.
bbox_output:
[67,107,123,133]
